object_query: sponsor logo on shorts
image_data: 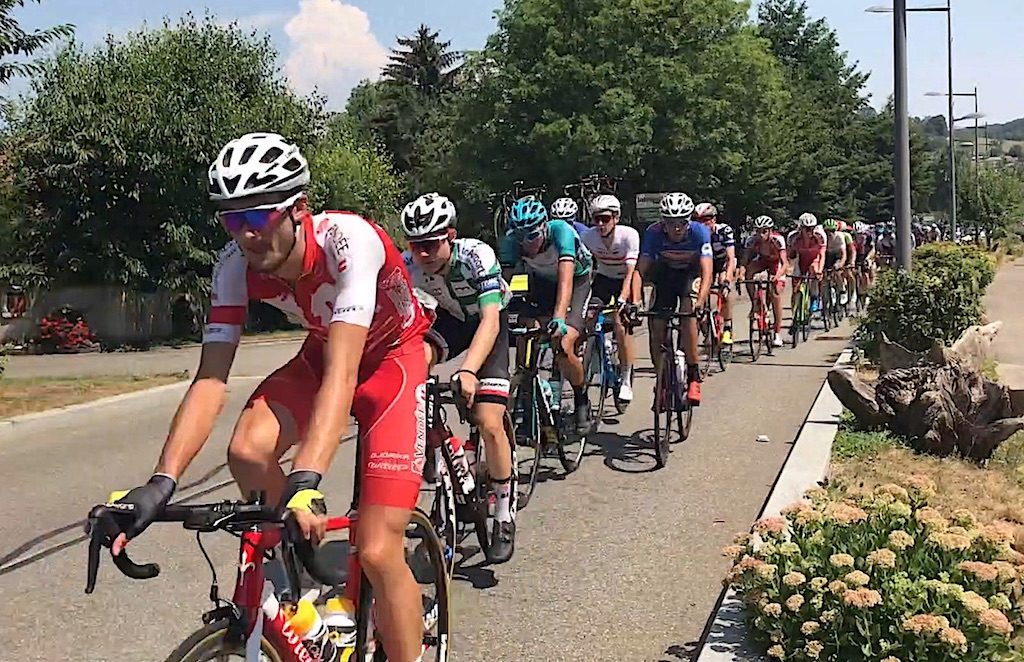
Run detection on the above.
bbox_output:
[413,382,426,476]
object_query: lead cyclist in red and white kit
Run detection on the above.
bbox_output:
[104,133,431,662]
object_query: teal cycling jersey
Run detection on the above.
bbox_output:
[498,219,592,280]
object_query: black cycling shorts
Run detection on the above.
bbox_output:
[825,250,842,270]
[648,261,698,313]
[590,273,624,309]
[508,272,592,332]
[427,308,511,406]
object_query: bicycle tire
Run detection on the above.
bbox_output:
[584,336,608,430]
[164,620,284,662]
[652,354,672,468]
[430,464,458,581]
[699,311,714,380]
[800,296,810,343]
[791,287,804,349]
[356,509,452,661]
[472,415,519,560]
[748,313,761,363]
[556,414,586,474]
[508,378,542,510]
[715,311,730,372]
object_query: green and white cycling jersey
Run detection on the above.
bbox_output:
[498,219,592,280]
[402,238,511,323]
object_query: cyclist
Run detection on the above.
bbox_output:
[822,218,850,307]
[637,192,712,404]
[787,212,826,317]
[400,192,517,563]
[739,214,788,347]
[500,196,594,433]
[853,221,876,295]
[105,133,430,661]
[550,196,591,236]
[694,202,736,346]
[579,194,641,403]
[836,221,858,306]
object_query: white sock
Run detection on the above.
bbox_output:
[492,477,513,523]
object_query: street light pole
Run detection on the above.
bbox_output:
[974,85,980,201]
[894,0,913,270]
[946,0,956,240]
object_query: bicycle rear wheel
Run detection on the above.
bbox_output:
[791,287,804,349]
[715,311,731,372]
[358,509,451,661]
[748,312,762,363]
[699,311,714,380]
[492,205,508,242]
[508,377,542,510]
[165,621,284,662]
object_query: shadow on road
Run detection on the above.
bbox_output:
[587,430,660,473]
[659,641,701,661]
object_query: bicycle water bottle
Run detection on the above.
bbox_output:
[446,432,476,495]
[323,596,357,651]
[539,378,554,411]
[286,598,339,661]
[674,350,686,386]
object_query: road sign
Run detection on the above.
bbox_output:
[636,192,667,227]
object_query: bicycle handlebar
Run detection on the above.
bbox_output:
[84,499,346,594]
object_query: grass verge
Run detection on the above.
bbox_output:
[831,412,1024,534]
[0,372,188,419]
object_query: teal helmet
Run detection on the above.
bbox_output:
[508,196,548,235]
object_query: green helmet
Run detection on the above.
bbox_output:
[822,218,839,232]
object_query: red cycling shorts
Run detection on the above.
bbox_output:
[246,334,427,510]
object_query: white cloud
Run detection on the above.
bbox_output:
[282,0,389,108]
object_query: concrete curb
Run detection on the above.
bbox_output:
[694,346,854,662]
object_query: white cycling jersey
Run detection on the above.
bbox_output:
[826,232,846,253]
[580,225,640,279]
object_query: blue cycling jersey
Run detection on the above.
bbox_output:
[641,221,713,270]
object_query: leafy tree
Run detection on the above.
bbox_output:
[6,15,324,297]
[0,0,73,88]
[921,114,948,138]
[957,162,1024,243]
[384,24,463,96]
[442,0,790,232]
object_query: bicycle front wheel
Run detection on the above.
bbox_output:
[699,312,714,380]
[165,621,284,662]
[584,336,608,429]
[791,287,804,349]
[508,377,542,510]
[652,355,672,468]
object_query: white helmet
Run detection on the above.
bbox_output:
[659,193,694,219]
[401,193,456,239]
[854,221,869,234]
[590,194,621,215]
[753,215,774,229]
[694,202,718,221]
[208,132,309,201]
[550,197,579,220]
[798,212,818,228]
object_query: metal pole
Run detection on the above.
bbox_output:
[974,87,980,197]
[894,0,913,270]
[946,0,956,241]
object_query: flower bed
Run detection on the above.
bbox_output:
[723,477,1024,660]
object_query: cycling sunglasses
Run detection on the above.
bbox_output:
[514,226,546,244]
[409,236,447,252]
[593,213,616,225]
[218,193,302,233]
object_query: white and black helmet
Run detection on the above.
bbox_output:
[798,212,818,228]
[660,192,695,219]
[401,193,456,239]
[208,132,310,201]
[753,215,775,229]
[590,194,621,215]
[550,197,579,220]
[694,202,718,221]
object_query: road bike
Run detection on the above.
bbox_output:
[84,436,450,661]
[738,278,776,361]
[789,275,813,348]
[698,284,732,378]
[488,181,546,241]
[821,267,848,329]
[508,327,587,507]
[855,260,873,313]
[583,301,629,425]
[633,310,695,469]
[424,374,517,569]
[562,174,621,225]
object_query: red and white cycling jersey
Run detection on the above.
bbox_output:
[745,231,787,263]
[204,211,430,362]
[787,226,827,263]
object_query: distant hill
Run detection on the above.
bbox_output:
[919,115,1024,141]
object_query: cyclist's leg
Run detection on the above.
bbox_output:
[647,262,675,379]
[560,274,592,430]
[228,336,319,505]
[680,274,703,402]
[767,262,784,338]
[353,342,428,662]
[473,312,514,529]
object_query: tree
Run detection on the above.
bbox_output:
[6,15,324,297]
[384,24,463,96]
[0,0,73,88]
[957,163,1024,243]
[1009,144,1024,159]
[441,0,791,233]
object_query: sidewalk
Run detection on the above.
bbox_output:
[984,258,1024,387]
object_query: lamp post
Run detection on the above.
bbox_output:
[869,2,953,246]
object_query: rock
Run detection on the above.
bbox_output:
[949,321,1003,372]
[827,370,886,429]
[998,364,1024,418]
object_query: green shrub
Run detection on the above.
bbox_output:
[913,242,995,293]
[724,479,1024,661]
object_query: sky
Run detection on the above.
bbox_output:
[5,0,1023,123]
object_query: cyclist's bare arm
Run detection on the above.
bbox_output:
[636,254,653,281]
[619,261,638,302]
[291,321,367,474]
[724,246,737,284]
[554,259,575,321]
[696,256,713,307]
[155,341,237,479]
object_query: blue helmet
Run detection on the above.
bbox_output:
[508,196,548,234]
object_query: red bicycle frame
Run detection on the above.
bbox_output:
[233,515,358,662]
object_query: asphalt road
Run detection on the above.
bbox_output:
[0,288,851,661]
